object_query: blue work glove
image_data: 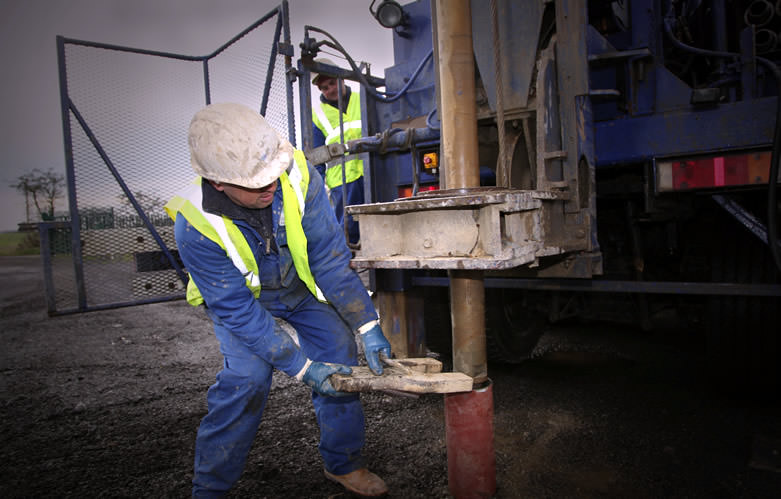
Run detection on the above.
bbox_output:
[301,361,353,397]
[359,324,392,375]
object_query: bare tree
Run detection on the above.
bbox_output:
[10,169,66,221]
[12,175,34,223]
[117,191,166,214]
[39,169,66,219]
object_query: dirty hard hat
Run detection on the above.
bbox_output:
[188,102,294,188]
[311,58,337,84]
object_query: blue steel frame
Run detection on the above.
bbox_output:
[366,0,438,206]
[589,0,775,165]
[358,0,780,297]
[295,0,438,296]
[51,2,295,315]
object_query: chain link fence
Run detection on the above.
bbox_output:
[43,3,294,315]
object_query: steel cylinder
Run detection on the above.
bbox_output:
[449,269,488,380]
[445,380,497,499]
[435,0,487,381]
[435,3,494,495]
[435,0,480,190]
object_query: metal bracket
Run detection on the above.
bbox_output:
[347,187,567,270]
[304,143,348,165]
[277,41,294,57]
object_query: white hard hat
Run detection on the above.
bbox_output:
[311,58,337,84]
[188,102,294,189]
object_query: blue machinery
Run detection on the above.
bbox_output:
[49,1,781,494]
[298,0,781,368]
[297,2,781,492]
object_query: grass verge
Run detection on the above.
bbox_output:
[0,231,40,256]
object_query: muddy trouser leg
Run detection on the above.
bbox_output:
[192,308,274,498]
[275,291,366,475]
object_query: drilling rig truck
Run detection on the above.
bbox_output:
[297,0,781,394]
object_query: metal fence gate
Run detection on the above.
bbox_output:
[41,2,295,315]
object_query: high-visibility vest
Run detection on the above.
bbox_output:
[312,91,363,189]
[164,150,325,306]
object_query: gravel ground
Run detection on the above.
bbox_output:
[1,255,780,498]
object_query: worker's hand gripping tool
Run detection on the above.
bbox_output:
[359,324,392,375]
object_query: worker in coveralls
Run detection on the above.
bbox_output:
[311,58,364,245]
[164,102,391,498]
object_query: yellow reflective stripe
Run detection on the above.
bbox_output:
[325,157,363,187]
[283,153,326,302]
[287,153,307,215]
[324,121,362,144]
[164,176,261,305]
[166,165,325,306]
[312,93,364,188]
[211,213,261,288]
[164,179,222,247]
[313,92,363,145]
[313,104,334,136]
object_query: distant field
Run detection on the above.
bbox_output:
[0,231,40,256]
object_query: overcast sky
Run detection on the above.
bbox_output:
[0,0,394,232]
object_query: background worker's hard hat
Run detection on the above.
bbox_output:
[188,102,294,189]
[311,58,337,85]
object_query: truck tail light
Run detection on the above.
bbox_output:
[397,184,439,198]
[656,151,778,192]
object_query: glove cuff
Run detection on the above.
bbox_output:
[357,320,379,335]
[294,358,313,381]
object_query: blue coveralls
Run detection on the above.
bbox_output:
[173,163,377,497]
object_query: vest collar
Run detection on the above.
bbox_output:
[201,179,276,249]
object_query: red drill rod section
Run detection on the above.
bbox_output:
[445,380,496,498]
[434,0,496,495]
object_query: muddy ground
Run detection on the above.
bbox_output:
[1,254,780,498]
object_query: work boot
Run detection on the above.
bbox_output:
[324,468,388,497]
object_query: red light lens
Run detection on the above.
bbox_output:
[397,184,439,198]
[662,151,772,191]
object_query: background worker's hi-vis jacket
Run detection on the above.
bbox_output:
[312,91,363,189]
[164,151,377,379]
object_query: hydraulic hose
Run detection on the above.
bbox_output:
[304,25,433,103]
[663,13,738,59]
[426,106,440,130]
[663,6,781,273]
